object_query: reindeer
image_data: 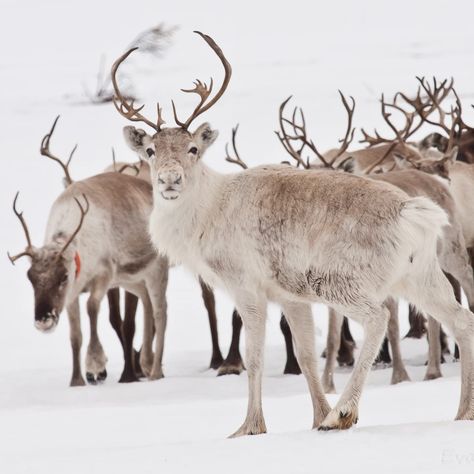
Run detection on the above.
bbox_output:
[104,158,229,372]
[38,117,145,382]
[9,168,170,386]
[111,31,474,436]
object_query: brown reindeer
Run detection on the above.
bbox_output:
[39,116,144,382]
[9,170,171,386]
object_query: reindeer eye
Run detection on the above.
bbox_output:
[189,147,198,155]
[146,148,155,157]
[158,178,165,184]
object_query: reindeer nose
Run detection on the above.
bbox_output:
[158,172,182,187]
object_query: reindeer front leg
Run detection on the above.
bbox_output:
[229,292,267,438]
[67,298,85,387]
[85,279,110,384]
[146,257,169,380]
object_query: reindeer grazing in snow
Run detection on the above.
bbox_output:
[9,168,169,386]
[38,116,144,382]
[111,31,474,436]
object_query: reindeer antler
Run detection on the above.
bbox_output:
[172,31,232,130]
[40,116,76,186]
[276,91,355,169]
[361,77,455,148]
[111,48,166,133]
[57,194,90,258]
[224,124,248,170]
[111,31,232,132]
[8,192,35,264]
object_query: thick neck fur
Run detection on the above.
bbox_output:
[150,161,228,269]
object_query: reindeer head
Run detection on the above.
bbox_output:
[111,31,230,201]
[393,147,458,181]
[8,193,89,332]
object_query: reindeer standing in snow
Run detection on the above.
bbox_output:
[9,170,169,386]
[111,31,474,436]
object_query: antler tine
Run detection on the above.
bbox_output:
[276,96,333,168]
[58,194,90,258]
[8,192,34,265]
[40,115,74,186]
[225,124,248,170]
[362,78,455,148]
[111,47,163,132]
[275,97,311,168]
[327,90,356,166]
[173,31,232,130]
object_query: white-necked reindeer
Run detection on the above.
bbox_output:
[9,171,169,386]
[112,31,474,436]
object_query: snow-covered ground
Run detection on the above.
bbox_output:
[1,1,474,472]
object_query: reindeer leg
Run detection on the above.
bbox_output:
[322,308,343,394]
[281,301,331,427]
[385,298,410,384]
[337,317,355,366]
[147,257,169,381]
[374,337,391,365]
[107,288,124,347]
[320,302,389,431]
[280,314,301,375]
[425,316,443,380]
[218,310,245,376]
[199,277,224,369]
[229,293,267,437]
[404,304,427,339]
[85,280,109,384]
[67,299,85,387]
[119,291,139,383]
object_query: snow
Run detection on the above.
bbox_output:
[1,0,474,472]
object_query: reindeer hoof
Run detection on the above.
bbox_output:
[319,406,359,431]
[86,372,97,385]
[210,353,224,370]
[119,370,139,383]
[391,369,411,385]
[283,358,301,375]
[70,376,86,387]
[217,359,245,376]
[424,370,442,381]
[228,419,267,438]
[97,369,107,383]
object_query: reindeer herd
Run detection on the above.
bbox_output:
[8,31,474,437]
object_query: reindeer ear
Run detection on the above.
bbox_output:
[193,123,218,152]
[123,126,152,151]
[445,146,459,164]
[339,156,355,173]
[393,153,407,169]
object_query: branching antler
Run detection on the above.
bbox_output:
[361,77,455,148]
[8,192,35,264]
[40,116,76,186]
[111,31,232,133]
[224,124,248,170]
[111,48,166,133]
[276,91,355,169]
[57,194,90,258]
[171,31,232,130]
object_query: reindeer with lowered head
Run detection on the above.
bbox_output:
[112,31,474,436]
[9,164,169,386]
